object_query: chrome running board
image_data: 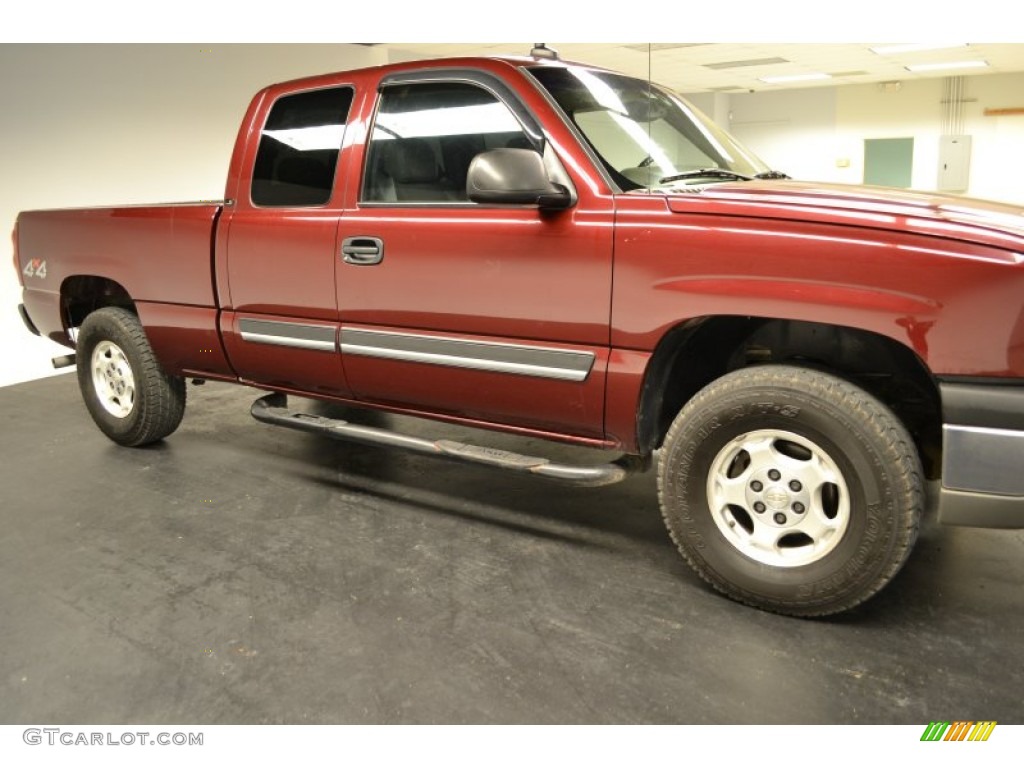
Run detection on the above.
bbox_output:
[250,392,636,487]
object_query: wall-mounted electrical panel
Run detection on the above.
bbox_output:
[937,135,972,192]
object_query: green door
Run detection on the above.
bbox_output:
[864,137,914,188]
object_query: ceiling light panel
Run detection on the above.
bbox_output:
[905,60,989,72]
[759,72,832,83]
[704,57,789,70]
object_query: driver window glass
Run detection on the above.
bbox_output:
[362,82,530,204]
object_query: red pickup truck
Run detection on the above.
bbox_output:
[12,54,1024,617]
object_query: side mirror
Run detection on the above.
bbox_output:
[467,148,573,210]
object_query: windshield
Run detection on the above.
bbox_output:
[528,65,771,192]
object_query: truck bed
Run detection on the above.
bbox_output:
[17,201,230,378]
[18,201,222,312]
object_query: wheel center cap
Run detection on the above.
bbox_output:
[765,487,790,510]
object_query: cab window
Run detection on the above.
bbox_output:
[362,82,530,204]
[251,87,354,207]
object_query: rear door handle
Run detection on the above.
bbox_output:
[341,237,384,266]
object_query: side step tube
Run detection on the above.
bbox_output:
[52,354,77,369]
[251,393,637,487]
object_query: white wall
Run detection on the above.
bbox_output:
[0,44,387,388]
[686,72,1024,205]
[952,73,1024,204]
[726,88,839,183]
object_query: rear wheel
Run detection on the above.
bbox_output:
[658,365,922,617]
[76,307,185,446]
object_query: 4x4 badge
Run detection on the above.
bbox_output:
[23,259,47,279]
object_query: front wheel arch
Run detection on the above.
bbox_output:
[636,316,942,477]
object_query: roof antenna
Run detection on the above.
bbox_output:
[530,43,559,60]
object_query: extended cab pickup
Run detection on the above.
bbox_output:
[12,54,1024,616]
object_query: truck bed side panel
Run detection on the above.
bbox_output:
[18,203,219,307]
[17,203,236,378]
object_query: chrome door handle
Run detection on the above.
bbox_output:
[341,237,384,266]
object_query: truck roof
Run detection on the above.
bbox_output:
[263,54,599,93]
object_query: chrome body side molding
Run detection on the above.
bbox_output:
[340,327,595,382]
[239,318,337,352]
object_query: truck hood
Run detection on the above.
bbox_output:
[667,181,1024,256]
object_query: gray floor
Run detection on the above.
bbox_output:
[1,375,1022,724]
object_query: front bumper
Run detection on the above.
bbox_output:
[938,381,1024,528]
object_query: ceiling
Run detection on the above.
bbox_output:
[384,43,1024,94]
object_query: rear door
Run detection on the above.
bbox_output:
[218,83,358,397]
[220,85,354,396]
[335,69,615,439]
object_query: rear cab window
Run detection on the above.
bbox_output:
[251,87,354,207]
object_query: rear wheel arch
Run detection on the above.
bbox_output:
[61,275,136,336]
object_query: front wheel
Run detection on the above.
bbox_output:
[76,307,186,446]
[658,365,922,617]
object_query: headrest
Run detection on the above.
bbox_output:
[383,138,439,184]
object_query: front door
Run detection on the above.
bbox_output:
[336,75,614,439]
